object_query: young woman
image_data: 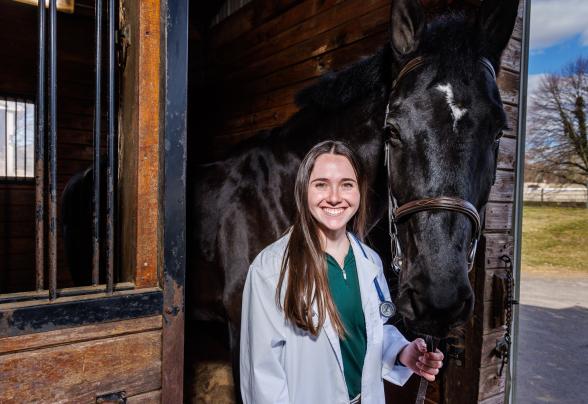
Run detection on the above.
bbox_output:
[240,141,444,403]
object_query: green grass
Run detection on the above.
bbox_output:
[522,206,588,274]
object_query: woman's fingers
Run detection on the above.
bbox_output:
[419,358,443,368]
[418,354,443,369]
[426,349,444,360]
[416,361,440,375]
[414,338,427,352]
[416,367,437,382]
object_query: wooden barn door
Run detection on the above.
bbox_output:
[0,0,188,402]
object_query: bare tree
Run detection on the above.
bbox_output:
[527,56,588,192]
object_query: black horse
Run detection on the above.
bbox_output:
[190,0,519,381]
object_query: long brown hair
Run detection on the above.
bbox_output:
[276,141,369,337]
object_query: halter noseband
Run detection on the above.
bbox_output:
[384,56,496,274]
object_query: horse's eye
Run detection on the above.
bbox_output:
[495,130,504,141]
[385,125,402,144]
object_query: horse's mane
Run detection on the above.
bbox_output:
[420,12,482,80]
[294,47,391,111]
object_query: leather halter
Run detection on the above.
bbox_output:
[384,56,496,273]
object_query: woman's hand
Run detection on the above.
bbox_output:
[397,338,444,382]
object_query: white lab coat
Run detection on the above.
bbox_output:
[240,232,413,404]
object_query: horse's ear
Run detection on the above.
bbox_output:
[389,0,425,57]
[478,0,519,66]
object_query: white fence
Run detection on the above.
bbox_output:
[524,185,588,204]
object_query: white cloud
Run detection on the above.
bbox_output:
[527,74,547,99]
[530,0,588,50]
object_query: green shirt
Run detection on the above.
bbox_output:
[326,247,367,399]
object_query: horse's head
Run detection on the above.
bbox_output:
[385,0,518,337]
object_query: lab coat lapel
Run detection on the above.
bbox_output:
[312,303,345,377]
[349,233,380,342]
[322,310,345,377]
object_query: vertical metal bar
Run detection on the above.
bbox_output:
[48,0,57,300]
[24,103,27,177]
[14,100,17,177]
[106,0,115,294]
[507,0,531,402]
[35,0,46,291]
[4,99,7,177]
[162,0,188,400]
[93,0,103,286]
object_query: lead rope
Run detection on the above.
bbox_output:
[415,335,439,404]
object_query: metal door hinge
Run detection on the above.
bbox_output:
[117,24,131,72]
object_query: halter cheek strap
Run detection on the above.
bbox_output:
[383,57,496,274]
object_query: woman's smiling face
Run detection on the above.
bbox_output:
[307,153,360,238]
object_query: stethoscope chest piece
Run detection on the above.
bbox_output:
[379,300,396,319]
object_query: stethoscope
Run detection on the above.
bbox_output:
[349,233,396,320]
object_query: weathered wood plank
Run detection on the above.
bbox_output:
[211,0,347,63]
[503,104,519,139]
[441,324,480,403]
[497,137,516,170]
[483,233,515,270]
[500,37,521,73]
[210,0,307,48]
[488,170,515,203]
[478,362,506,401]
[479,392,507,404]
[0,330,162,403]
[0,290,163,333]
[473,291,508,337]
[134,0,161,288]
[479,329,507,369]
[0,315,162,354]
[497,69,520,106]
[213,1,388,82]
[484,203,513,231]
[221,103,300,134]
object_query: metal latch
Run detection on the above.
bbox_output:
[96,391,127,403]
[444,336,465,367]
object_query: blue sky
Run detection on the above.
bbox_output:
[527,0,588,96]
[530,34,587,75]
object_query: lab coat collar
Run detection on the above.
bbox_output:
[348,232,379,282]
[348,232,381,348]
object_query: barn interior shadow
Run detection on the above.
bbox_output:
[184,321,235,403]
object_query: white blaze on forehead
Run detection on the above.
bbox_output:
[436,83,467,131]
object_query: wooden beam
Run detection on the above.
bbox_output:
[0,315,161,354]
[0,330,162,402]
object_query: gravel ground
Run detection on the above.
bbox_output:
[515,273,588,404]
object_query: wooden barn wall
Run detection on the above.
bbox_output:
[0,314,163,402]
[190,0,525,403]
[0,0,105,293]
